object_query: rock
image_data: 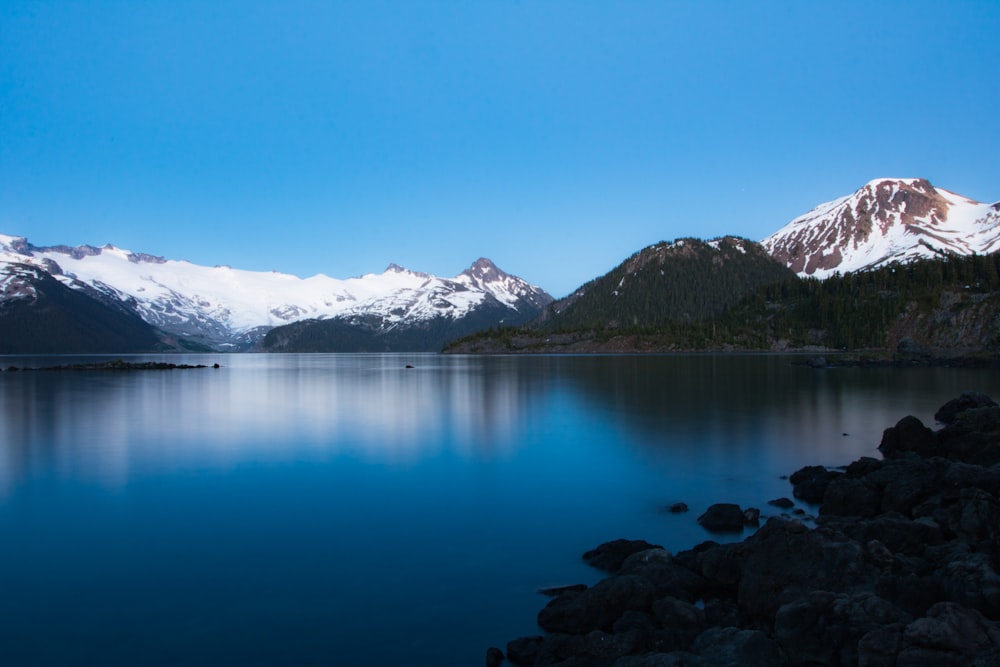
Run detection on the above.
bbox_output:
[857,623,905,666]
[619,549,706,602]
[768,497,794,509]
[537,574,656,634]
[650,597,706,651]
[878,415,937,458]
[696,503,745,533]
[790,465,841,504]
[494,394,1000,666]
[583,538,664,573]
[896,337,929,359]
[667,502,689,514]
[742,507,761,527]
[900,602,1000,662]
[820,477,881,517]
[506,636,544,666]
[807,356,828,368]
[773,591,911,666]
[613,653,709,667]
[486,646,504,667]
[691,627,787,666]
[538,583,588,597]
[935,392,998,424]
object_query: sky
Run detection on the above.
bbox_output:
[2,1,999,298]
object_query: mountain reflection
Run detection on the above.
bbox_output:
[1,354,996,494]
[0,355,546,490]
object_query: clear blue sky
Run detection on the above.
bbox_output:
[2,1,998,297]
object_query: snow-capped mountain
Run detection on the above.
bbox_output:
[0,234,553,350]
[763,178,1000,278]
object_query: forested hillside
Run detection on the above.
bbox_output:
[446,252,1000,354]
[540,237,795,330]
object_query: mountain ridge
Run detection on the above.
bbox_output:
[0,234,553,351]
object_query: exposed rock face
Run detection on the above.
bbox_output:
[498,394,1000,666]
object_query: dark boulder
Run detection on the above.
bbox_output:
[537,575,656,635]
[584,539,664,573]
[486,646,505,667]
[935,392,998,424]
[790,465,841,504]
[898,602,1000,665]
[768,497,794,509]
[506,636,544,666]
[878,415,937,458]
[612,653,709,666]
[696,503,745,533]
[773,591,910,666]
[667,502,689,514]
[820,477,882,517]
[690,627,787,667]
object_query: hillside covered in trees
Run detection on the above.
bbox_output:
[445,251,1000,355]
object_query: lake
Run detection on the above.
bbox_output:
[1,353,997,666]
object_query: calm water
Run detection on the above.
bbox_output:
[1,353,997,666]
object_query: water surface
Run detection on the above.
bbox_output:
[1,353,996,665]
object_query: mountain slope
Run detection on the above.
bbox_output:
[0,263,165,353]
[541,236,796,330]
[0,235,552,351]
[260,259,553,352]
[763,178,1000,278]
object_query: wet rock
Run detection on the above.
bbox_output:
[742,507,760,527]
[584,539,664,573]
[696,503,745,533]
[667,502,689,514]
[768,497,794,509]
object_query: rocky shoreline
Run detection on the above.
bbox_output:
[490,392,1000,666]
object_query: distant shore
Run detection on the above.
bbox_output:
[2,359,220,372]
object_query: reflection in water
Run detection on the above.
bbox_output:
[1,354,999,667]
[2,354,998,493]
[0,355,548,490]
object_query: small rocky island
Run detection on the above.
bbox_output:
[491,392,1000,666]
[3,359,220,372]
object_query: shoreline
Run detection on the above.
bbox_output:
[492,392,1000,666]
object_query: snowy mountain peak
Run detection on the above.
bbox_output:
[0,233,553,350]
[457,258,553,311]
[763,179,1000,278]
